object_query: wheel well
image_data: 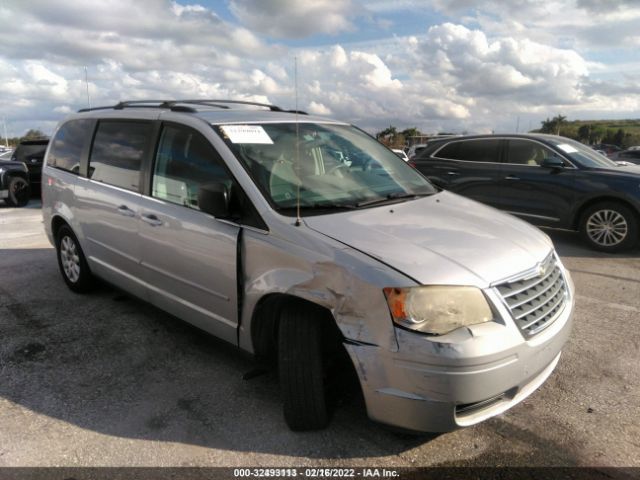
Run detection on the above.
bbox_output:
[250,293,344,363]
[573,197,640,230]
[6,171,29,181]
[51,216,69,240]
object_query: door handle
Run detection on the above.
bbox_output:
[117,205,135,217]
[446,171,460,176]
[505,175,520,180]
[141,213,163,227]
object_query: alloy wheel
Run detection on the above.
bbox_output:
[585,209,628,247]
[60,235,81,283]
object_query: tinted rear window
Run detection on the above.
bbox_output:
[88,121,151,192]
[436,139,501,163]
[14,143,48,162]
[48,119,94,174]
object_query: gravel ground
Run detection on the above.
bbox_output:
[0,200,639,467]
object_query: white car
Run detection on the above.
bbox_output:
[392,149,409,162]
[407,143,428,160]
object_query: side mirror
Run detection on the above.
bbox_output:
[541,157,565,169]
[198,182,229,218]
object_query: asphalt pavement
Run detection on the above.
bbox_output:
[0,200,639,467]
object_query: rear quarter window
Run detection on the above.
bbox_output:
[14,143,48,162]
[47,119,94,174]
[436,139,501,163]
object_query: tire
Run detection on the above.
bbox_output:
[5,176,30,207]
[278,302,330,431]
[579,201,638,252]
[55,225,94,292]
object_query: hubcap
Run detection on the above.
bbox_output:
[60,236,81,282]
[586,209,628,247]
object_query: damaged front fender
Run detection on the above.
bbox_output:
[238,222,416,355]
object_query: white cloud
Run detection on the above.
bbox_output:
[228,0,359,38]
[308,101,332,115]
[413,23,590,107]
[0,0,639,138]
[425,0,640,50]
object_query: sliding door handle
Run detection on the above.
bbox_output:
[117,205,135,217]
[141,213,163,227]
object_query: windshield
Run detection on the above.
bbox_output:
[546,137,618,168]
[215,123,436,214]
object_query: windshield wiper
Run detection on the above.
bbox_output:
[355,192,433,208]
[279,202,357,211]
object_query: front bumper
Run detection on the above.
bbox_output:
[345,276,574,432]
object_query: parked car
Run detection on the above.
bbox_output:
[615,149,640,165]
[0,158,30,206]
[407,143,429,160]
[592,143,622,155]
[43,100,573,433]
[413,134,640,252]
[392,148,409,161]
[11,138,49,190]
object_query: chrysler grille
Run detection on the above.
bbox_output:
[495,255,568,337]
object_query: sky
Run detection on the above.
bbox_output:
[1,0,640,138]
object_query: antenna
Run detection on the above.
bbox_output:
[294,56,302,227]
[84,67,91,109]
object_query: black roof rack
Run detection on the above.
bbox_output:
[78,99,307,114]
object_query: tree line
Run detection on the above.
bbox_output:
[376,117,640,150]
[375,126,458,148]
[1,129,47,148]
[534,115,640,148]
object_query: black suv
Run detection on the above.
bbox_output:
[413,134,640,252]
[11,138,49,189]
[0,158,30,207]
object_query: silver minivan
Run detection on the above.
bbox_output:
[42,100,574,432]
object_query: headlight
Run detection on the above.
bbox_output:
[383,286,494,335]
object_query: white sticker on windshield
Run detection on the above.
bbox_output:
[557,143,578,153]
[220,125,273,144]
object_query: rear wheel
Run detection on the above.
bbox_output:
[56,225,94,292]
[278,302,330,431]
[5,176,30,207]
[579,201,638,252]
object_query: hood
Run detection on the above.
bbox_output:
[589,164,640,177]
[0,159,27,169]
[303,191,553,287]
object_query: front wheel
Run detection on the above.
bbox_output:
[56,225,95,292]
[579,202,638,252]
[5,176,30,207]
[278,303,330,431]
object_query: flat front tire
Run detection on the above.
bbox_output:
[278,303,330,431]
[5,176,30,207]
[56,225,94,292]
[580,201,638,252]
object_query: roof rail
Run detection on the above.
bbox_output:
[78,99,307,114]
[78,100,198,113]
[177,99,306,113]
